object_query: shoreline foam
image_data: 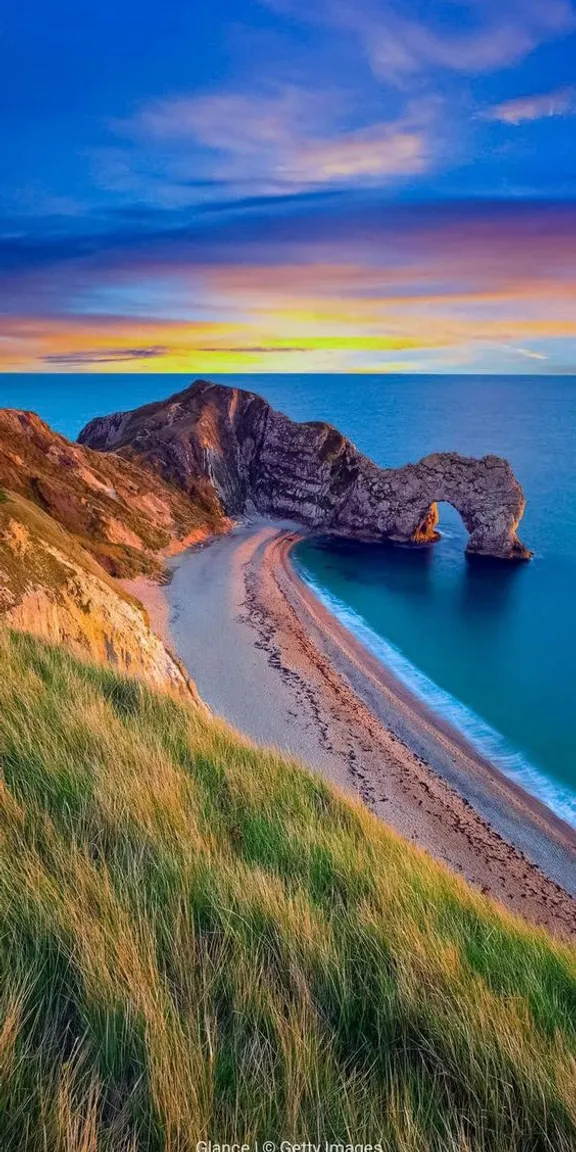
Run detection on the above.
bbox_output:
[126,520,576,939]
[294,558,576,832]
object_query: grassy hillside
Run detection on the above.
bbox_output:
[0,629,575,1151]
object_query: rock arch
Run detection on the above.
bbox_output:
[79,380,532,562]
[335,452,531,560]
[409,454,528,559]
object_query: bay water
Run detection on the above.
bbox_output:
[2,372,575,826]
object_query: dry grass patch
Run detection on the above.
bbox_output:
[0,628,574,1150]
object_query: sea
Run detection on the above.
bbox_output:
[2,372,576,828]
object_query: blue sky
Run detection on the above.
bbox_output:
[1,0,575,372]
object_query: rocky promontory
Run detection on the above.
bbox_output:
[80,379,531,561]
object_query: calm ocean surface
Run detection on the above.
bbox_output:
[2,372,576,826]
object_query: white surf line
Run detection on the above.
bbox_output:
[296,566,576,831]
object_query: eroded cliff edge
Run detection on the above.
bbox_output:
[0,490,203,700]
[80,379,531,561]
[0,408,225,577]
[0,409,225,701]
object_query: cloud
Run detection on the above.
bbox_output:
[290,127,427,179]
[126,90,301,151]
[511,346,548,360]
[1,199,576,372]
[195,345,309,353]
[482,87,575,124]
[83,0,576,216]
[41,345,169,366]
[115,86,435,192]
[265,0,576,82]
[2,199,576,316]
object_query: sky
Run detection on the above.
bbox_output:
[1,0,575,374]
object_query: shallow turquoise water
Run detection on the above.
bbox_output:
[2,372,576,824]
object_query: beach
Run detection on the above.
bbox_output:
[124,520,576,940]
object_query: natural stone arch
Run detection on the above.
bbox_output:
[325,449,531,560]
[79,380,532,562]
[409,498,470,548]
[385,454,529,560]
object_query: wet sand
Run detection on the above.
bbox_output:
[126,520,576,940]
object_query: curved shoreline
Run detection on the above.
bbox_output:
[126,520,576,939]
[283,532,576,854]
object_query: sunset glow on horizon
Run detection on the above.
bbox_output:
[1,1,576,374]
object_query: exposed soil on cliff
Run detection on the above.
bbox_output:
[0,489,199,698]
[0,407,226,578]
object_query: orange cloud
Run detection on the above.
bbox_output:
[3,271,576,375]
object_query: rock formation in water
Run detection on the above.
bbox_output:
[79,379,531,560]
[80,380,531,561]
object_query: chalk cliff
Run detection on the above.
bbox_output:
[80,379,531,560]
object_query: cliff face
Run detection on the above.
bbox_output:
[0,408,226,578]
[80,379,531,561]
[0,490,201,702]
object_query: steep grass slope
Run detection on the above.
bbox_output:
[0,629,575,1151]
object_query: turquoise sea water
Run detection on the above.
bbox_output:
[2,372,576,826]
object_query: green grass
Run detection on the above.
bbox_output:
[0,629,575,1150]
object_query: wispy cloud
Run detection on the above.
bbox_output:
[511,346,548,360]
[291,125,428,179]
[482,87,575,124]
[75,0,576,221]
[42,345,168,366]
[265,0,576,82]
[1,199,576,373]
[115,86,436,193]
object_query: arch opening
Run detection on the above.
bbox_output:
[411,500,475,546]
[407,495,530,561]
